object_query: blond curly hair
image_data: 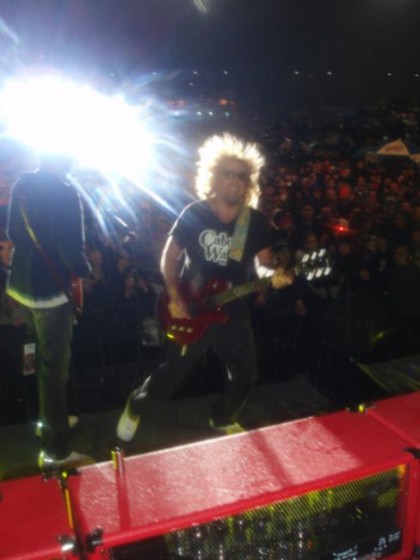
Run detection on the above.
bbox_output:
[195,133,265,208]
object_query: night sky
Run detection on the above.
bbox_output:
[1,0,420,109]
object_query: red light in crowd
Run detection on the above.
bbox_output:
[328,223,350,234]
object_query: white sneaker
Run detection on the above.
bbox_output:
[209,419,246,435]
[38,450,94,471]
[35,416,80,437]
[117,401,140,442]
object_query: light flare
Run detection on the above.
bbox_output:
[0,73,189,236]
[193,0,211,14]
[0,75,156,180]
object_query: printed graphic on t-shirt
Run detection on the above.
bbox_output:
[199,229,232,267]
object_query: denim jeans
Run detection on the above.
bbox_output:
[130,317,258,426]
[23,302,73,458]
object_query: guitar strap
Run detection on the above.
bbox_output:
[18,196,74,307]
[228,205,250,263]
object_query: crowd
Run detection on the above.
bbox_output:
[2,101,420,417]
[253,148,420,381]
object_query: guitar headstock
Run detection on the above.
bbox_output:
[296,249,333,282]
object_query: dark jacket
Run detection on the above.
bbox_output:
[6,170,91,308]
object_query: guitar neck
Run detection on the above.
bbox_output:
[208,250,331,308]
[213,276,272,307]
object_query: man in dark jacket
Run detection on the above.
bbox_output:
[7,151,92,470]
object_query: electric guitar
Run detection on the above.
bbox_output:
[71,274,84,315]
[159,249,332,346]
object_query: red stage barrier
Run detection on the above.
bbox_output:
[0,474,77,560]
[67,407,420,559]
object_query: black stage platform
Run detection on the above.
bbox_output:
[1,333,400,483]
[0,374,336,481]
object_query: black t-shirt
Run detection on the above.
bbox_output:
[170,200,272,318]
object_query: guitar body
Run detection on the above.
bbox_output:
[158,278,230,346]
[158,250,332,347]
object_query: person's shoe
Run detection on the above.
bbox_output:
[117,401,140,442]
[38,450,94,471]
[35,416,80,437]
[209,419,246,435]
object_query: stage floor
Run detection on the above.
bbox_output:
[0,375,333,482]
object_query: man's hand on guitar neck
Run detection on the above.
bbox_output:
[255,247,293,290]
[270,267,294,290]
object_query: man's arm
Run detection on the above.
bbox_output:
[255,247,293,289]
[160,235,190,319]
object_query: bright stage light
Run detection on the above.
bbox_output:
[0,72,192,231]
[0,74,158,183]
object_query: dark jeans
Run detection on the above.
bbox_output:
[130,317,258,426]
[0,325,25,403]
[23,302,73,458]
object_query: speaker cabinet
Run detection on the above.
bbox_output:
[367,390,420,555]
[67,407,419,559]
[0,474,77,560]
